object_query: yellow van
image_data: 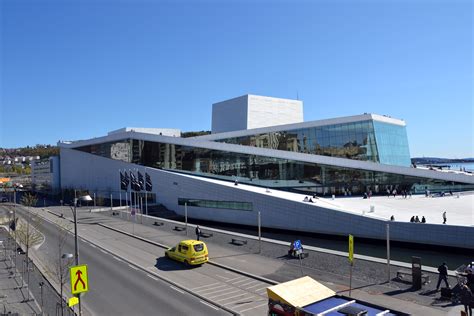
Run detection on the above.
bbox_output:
[165,240,209,266]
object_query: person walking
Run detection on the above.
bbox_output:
[460,284,473,316]
[443,211,447,224]
[436,262,449,291]
[421,216,426,223]
[195,225,201,241]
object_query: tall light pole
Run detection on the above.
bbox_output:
[70,194,91,316]
[60,253,73,316]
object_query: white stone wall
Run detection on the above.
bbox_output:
[212,95,303,133]
[247,95,303,130]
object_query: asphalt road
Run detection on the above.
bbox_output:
[8,205,229,316]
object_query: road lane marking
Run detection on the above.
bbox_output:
[198,285,230,294]
[238,302,268,313]
[191,282,221,291]
[170,285,184,293]
[200,300,219,310]
[128,264,139,271]
[147,275,158,281]
[215,274,230,280]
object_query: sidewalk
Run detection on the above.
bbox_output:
[0,229,41,315]
[45,206,465,315]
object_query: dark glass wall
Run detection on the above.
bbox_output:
[75,138,468,195]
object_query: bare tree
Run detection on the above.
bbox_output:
[46,221,73,316]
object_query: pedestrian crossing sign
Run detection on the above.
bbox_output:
[70,264,89,295]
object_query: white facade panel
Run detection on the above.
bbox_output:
[247,95,303,130]
[211,95,248,134]
[212,94,303,133]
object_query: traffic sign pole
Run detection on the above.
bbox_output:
[348,234,354,297]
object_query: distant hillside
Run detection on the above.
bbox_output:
[411,157,474,164]
[0,145,59,159]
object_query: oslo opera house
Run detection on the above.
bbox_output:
[58,95,474,249]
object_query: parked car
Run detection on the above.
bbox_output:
[0,197,8,203]
[165,240,209,266]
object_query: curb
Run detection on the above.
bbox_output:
[104,209,458,276]
[98,222,279,286]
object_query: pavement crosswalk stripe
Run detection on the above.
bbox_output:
[215,293,253,303]
[245,283,264,290]
[198,284,228,293]
[238,302,268,314]
[231,278,251,285]
[206,289,241,300]
[222,296,256,306]
[225,276,245,282]
[239,280,259,287]
[191,282,221,291]
[199,286,233,296]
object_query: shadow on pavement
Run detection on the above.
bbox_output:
[154,257,198,271]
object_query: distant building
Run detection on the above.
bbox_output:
[31,156,60,193]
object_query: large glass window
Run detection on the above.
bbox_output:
[75,138,470,196]
[213,121,381,163]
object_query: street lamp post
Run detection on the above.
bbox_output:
[60,253,73,316]
[70,194,91,316]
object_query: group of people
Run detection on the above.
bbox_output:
[436,262,474,315]
[410,215,426,223]
[386,188,411,198]
[303,195,317,203]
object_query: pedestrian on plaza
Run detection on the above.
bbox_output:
[234,179,238,186]
[466,269,474,292]
[390,215,395,221]
[410,216,415,223]
[368,190,372,199]
[195,225,201,241]
[443,211,447,224]
[460,284,473,316]
[421,216,426,223]
[436,262,450,291]
[415,216,420,223]
[303,196,309,202]
[387,188,391,197]
[392,189,397,197]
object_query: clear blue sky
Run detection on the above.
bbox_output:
[1,0,472,158]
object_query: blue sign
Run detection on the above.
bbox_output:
[293,240,302,250]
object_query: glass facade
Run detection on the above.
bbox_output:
[75,138,469,196]
[213,120,411,167]
[178,198,253,211]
